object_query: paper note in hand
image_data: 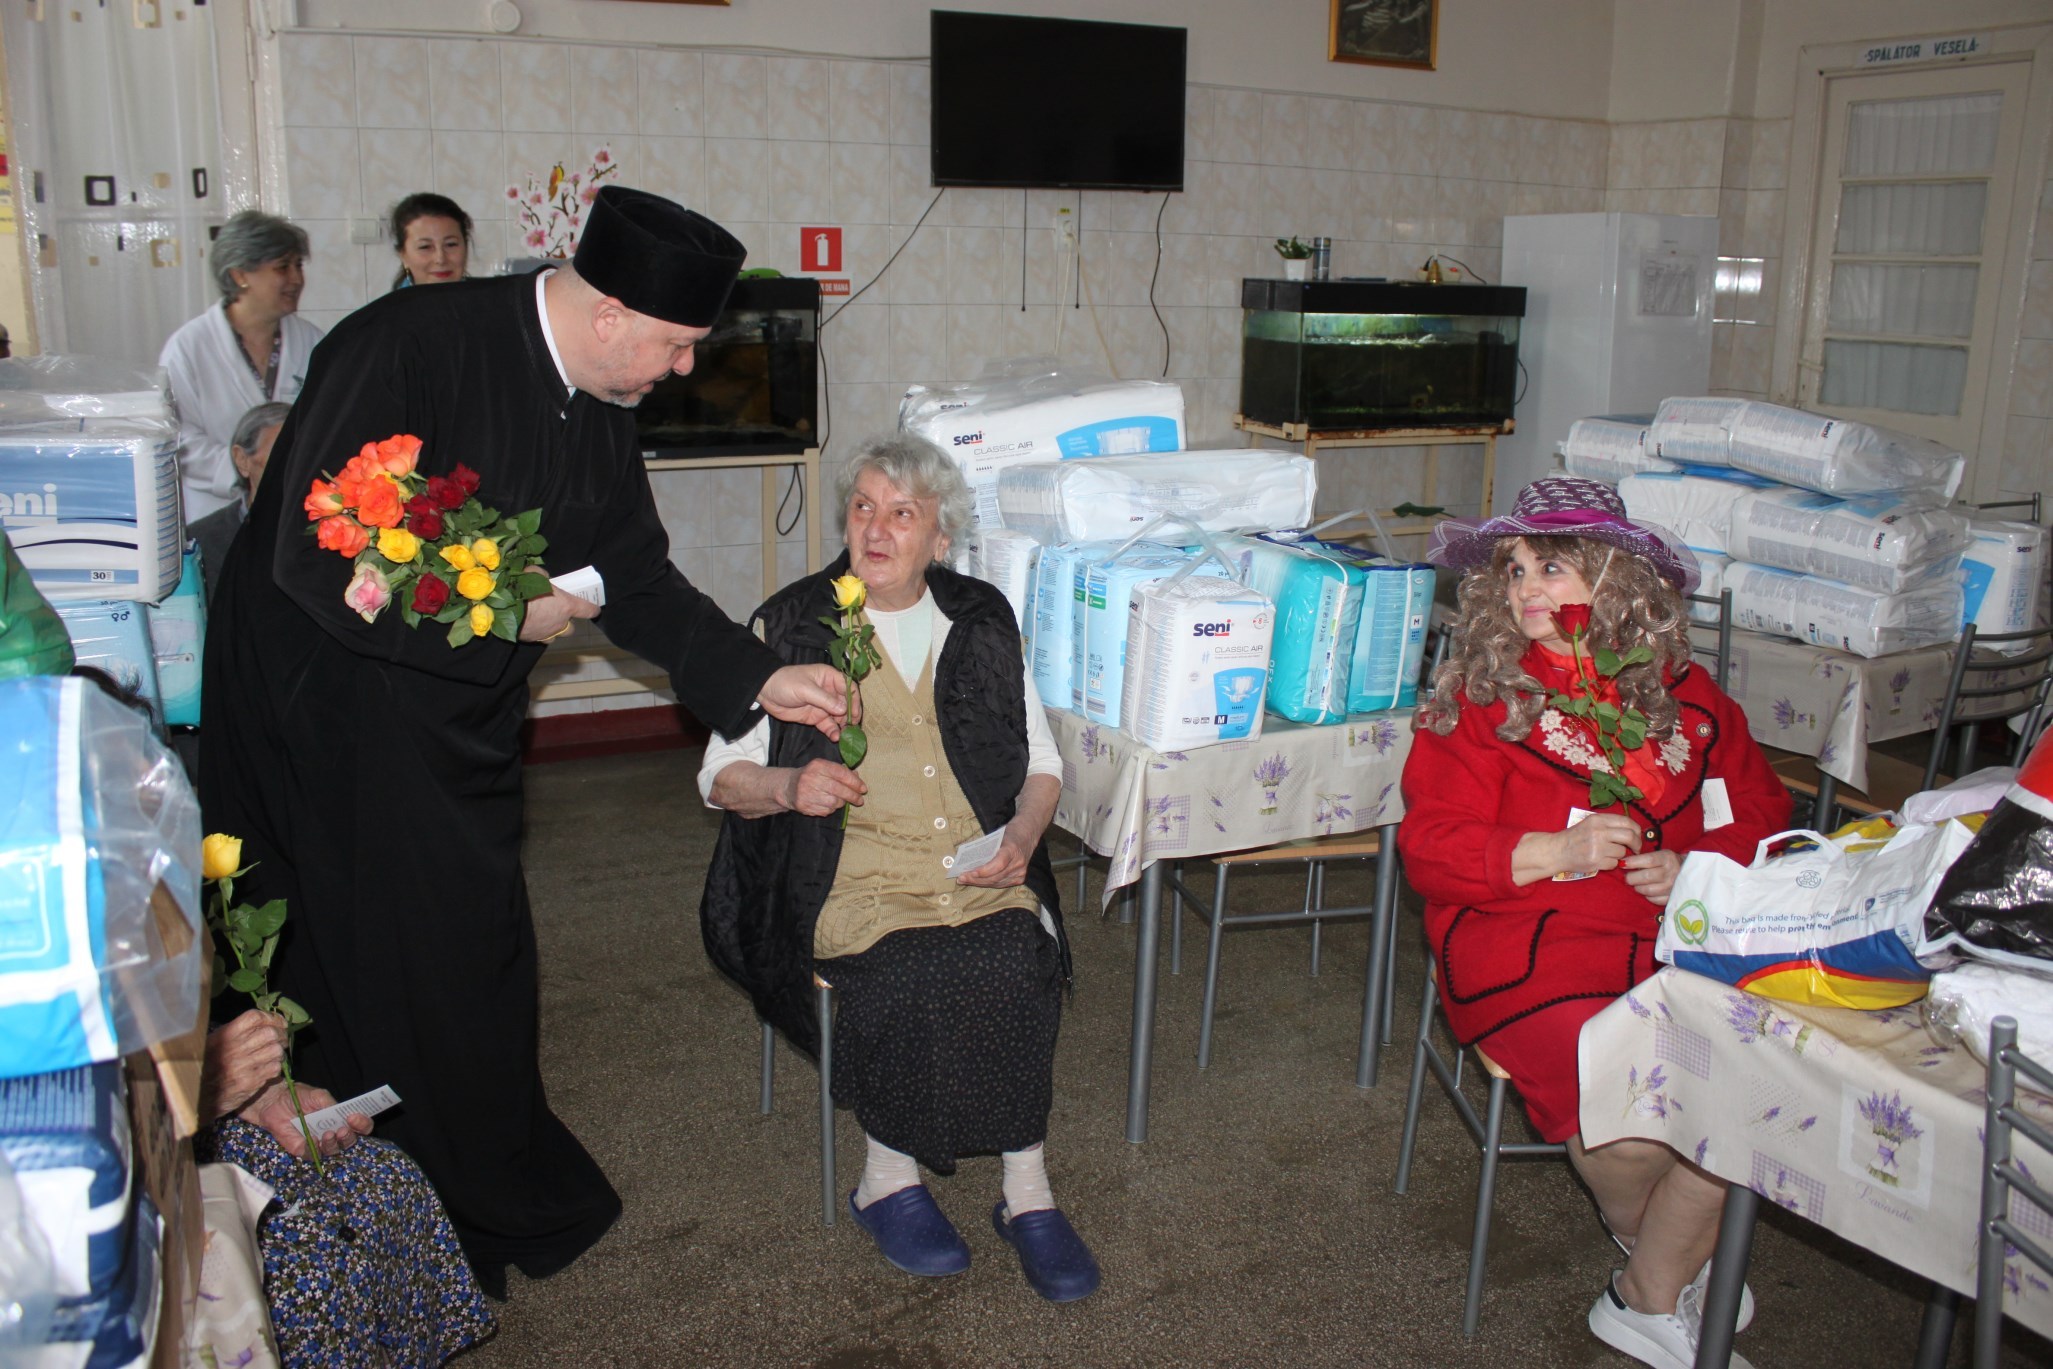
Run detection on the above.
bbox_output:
[1554,806,1599,881]
[952,829,1005,876]
[299,1083,402,1137]
[551,565,606,608]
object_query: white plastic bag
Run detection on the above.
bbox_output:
[996,450,1318,545]
[1727,561,1963,657]
[1560,418,1675,483]
[1924,960,2053,1092]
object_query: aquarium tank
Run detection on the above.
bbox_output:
[636,277,820,457]
[1239,279,1525,431]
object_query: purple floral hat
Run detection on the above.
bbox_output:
[1426,476,1701,594]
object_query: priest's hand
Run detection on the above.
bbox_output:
[758,663,858,739]
[519,586,602,643]
[240,1081,372,1160]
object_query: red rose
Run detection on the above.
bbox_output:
[411,573,451,615]
[452,464,481,496]
[406,507,445,539]
[427,474,467,511]
[1553,604,1593,640]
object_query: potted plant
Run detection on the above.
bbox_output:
[1275,237,1313,281]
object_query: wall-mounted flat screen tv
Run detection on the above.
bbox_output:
[930,10,1187,192]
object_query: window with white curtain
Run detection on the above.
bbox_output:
[1799,62,2031,456]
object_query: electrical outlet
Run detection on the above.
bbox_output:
[348,217,384,246]
[1053,208,1076,249]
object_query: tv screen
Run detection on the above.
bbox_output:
[930,10,1186,192]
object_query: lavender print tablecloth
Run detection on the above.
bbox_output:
[1580,966,2053,1339]
[1046,708,1416,900]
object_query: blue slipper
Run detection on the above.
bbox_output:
[992,1203,1101,1303]
[848,1186,970,1277]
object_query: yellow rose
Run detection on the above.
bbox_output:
[470,537,501,570]
[829,574,867,611]
[469,603,495,636]
[439,544,476,571]
[377,527,419,564]
[456,567,496,601]
[201,833,243,881]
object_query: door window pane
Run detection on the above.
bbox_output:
[1820,339,1968,415]
[1827,262,1979,338]
[1836,181,1988,255]
[1843,92,2002,175]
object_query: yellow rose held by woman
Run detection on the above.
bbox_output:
[456,567,496,601]
[830,573,867,611]
[469,603,494,636]
[439,543,476,572]
[201,833,243,881]
[377,527,420,564]
[469,537,501,570]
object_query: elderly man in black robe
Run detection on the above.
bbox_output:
[200,188,848,1296]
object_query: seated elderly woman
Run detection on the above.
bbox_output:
[699,433,1096,1303]
[200,1009,495,1361]
[1398,477,1789,1369]
[189,400,289,604]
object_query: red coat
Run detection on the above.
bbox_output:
[1399,664,1789,1054]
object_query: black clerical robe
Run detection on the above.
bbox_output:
[200,274,780,1279]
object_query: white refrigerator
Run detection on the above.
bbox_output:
[1497,212,1719,512]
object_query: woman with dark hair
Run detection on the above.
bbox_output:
[1399,476,1788,1369]
[389,193,473,289]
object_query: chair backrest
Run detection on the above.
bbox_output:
[1974,1015,2053,1369]
[1684,587,1735,691]
[1926,623,2053,789]
[1422,620,1456,701]
[1973,493,2044,524]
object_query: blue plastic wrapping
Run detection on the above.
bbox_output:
[1231,534,1364,724]
[0,420,181,606]
[0,1063,132,1303]
[1345,557,1436,714]
[144,547,203,727]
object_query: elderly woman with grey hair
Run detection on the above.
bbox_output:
[189,400,291,603]
[159,210,324,522]
[699,432,1096,1302]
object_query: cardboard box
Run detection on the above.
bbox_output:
[129,910,211,1368]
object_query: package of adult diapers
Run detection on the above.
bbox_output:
[0,356,172,426]
[0,420,182,605]
[1124,574,1276,752]
[1559,417,1676,484]
[1617,468,1773,556]
[1726,488,1972,595]
[1230,534,1365,724]
[967,528,1039,635]
[1077,543,1226,729]
[1648,396,1749,466]
[0,1063,133,1304]
[1727,562,1964,657]
[0,675,203,1083]
[1725,400,1964,500]
[901,367,1184,528]
[42,1187,159,1368]
[1961,519,2048,650]
[995,450,1318,546]
[1027,541,1099,713]
[1345,556,1436,713]
[1687,551,1733,624]
[54,600,161,725]
[146,545,204,727]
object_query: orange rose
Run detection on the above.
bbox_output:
[354,474,405,529]
[304,478,343,520]
[333,456,380,511]
[371,434,422,477]
[315,515,370,557]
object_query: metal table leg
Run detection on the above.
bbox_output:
[1125,862,1165,1144]
[1695,1183,1758,1368]
[1913,1284,1959,1369]
[1356,823,1401,1088]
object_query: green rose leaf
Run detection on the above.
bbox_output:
[839,723,869,769]
[249,900,288,939]
[227,967,266,995]
[448,617,476,647]
[513,569,554,602]
[1594,647,1623,676]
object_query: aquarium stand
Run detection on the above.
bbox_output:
[1233,416,1508,546]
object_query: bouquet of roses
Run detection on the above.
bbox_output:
[1546,603,1652,810]
[304,434,553,647]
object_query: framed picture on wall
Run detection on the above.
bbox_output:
[1329,0,1437,70]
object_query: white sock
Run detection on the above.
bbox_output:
[854,1134,921,1210]
[1001,1143,1055,1218]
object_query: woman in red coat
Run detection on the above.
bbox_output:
[1399,477,1788,1369]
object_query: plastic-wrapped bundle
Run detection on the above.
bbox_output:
[0,1063,132,1305]
[900,365,1184,528]
[42,1188,158,1367]
[1725,400,1964,500]
[0,356,172,427]
[1027,542,1098,713]
[53,601,161,725]
[966,528,1038,636]
[0,675,202,1082]
[1123,574,1275,752]
[1076,543,1227,729]
[1648,396,1748,466]
[0,420,182,605]
[995,451,1318,546]
[1921,730,2053,972]
[1727,561,1963,657]
[1961,519,2048,649]
[1688,551,1733,624]
[1923,962,2053,1092]
[1559,417,1676,484]
[1726,488,1972,595]
[1230,534,1365,724]
[1346,557,1436,714]
[1616,469,1773,555]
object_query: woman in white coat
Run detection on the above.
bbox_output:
[159,211,324,522]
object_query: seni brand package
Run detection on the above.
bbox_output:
[1727,562,1964,658]
[1725,488,1972,595]
[1344,555,1436,713]
[996,450,1318,546]
[1230,534,1365,724]
[968,527,1039,635]
[1559,417,1676,484]
[1647,396,1748,467]
[1027,541,1100,712]
[1123,574,1275,752]
[0,419,181,604]
[1724,400,1964,500]
[1076,542,1226,729]
[1960,519,2048,648]
[1617,467,1776,556]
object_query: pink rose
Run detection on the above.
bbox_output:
[343,563,392,624]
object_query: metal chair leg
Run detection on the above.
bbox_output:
[816,981,836,1228]
[1463,1077,1510,1336]
[1197,864,1232,1069]
[1308,862,1324,978]
[1393,973,1439,1194]
[1380,848,1400,1045]
[1075,835,1089,908]
[759,1019,775,1115]
[1170,861,1184,976]
[1814,772,1839,832]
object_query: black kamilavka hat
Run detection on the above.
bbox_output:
[572,186,747,327]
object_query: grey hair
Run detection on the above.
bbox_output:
[231,401,291,458]
[835,433,973,545]
[210,211,310,302]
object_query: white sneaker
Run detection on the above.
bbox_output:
[1589,1271,1756,1369]
[1598,1217,1755,1333]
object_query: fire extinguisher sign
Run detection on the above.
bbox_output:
[799,226,842,273]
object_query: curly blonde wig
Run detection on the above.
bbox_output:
[1415,534,1692,742]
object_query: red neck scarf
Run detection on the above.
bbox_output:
[1523,641,1667,809]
